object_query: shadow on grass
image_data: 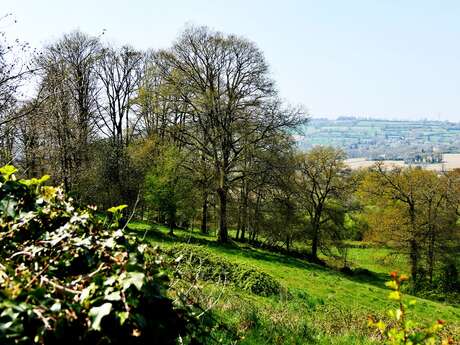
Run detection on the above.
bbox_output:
[343,268,389,288]
[127,222,390,290]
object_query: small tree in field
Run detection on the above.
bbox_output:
[295,146,350,261]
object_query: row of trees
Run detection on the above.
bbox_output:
[359,164,460,289]
[144,139,460,293]
[0,25,305,244]
[1,22,458,292]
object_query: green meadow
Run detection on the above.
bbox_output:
[129,222,460,344]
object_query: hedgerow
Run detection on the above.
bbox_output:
[0,166,191,344]
[165,244,283,296]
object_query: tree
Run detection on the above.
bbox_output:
[0,15,34,164]
[358,164,459,288]
[32,31,100,191]
[295,146,350,261]
[96,45,143,148]
[144,144,198,234]
[155,25,305,242]
[0,14,30,118]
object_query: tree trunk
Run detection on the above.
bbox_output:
[409,238,419,287]
[408,206,420,288]
[235,188,243,240]
[168,213,175,236]
[251,194,261,243]
[311,223,319,260]
[200,194,208,234]
[217,187,228,243]
[240,185,248,242]
[427,228,435,285]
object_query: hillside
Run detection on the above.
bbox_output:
[129,222,460,344]
[297,117,460,160]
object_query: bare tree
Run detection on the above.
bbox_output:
[0,15,34,163]
[96,45,143,147]
[31,31,101,190]
[0,16,29,116]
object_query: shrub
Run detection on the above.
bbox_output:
[237,268,282,296]
[0,166,189,344]
[439,261,459,293]
[166,244,283,296]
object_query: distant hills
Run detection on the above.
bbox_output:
[297,117,460,160]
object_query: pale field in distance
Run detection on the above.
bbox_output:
[345,154,460,171]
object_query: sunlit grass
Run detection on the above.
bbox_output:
[128,221,460,343]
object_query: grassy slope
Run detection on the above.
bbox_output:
[129,222,460,344]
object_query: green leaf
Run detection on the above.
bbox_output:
[0,165,17,179]
[388,291,401,301]
[118,311,129,325]
[385,280,398,290]
[121,272,145,291]
[50,302,61,312]
[79,283,96,304]
[376,320,385,331]
[395,308,402,321]
[19,175,50,187]
[89,302,112,331]
[104,276,117,286]
[104,237,116,249]
[0,198,17,218]
[105,291,121,301]
[107,205,128,213]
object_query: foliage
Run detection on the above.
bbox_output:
[154,25,305,243]
[144,145,198,231]
[357,165,460,291]
[166,244,283,297]
[295,146,353,260]
[0,166,189,344]
[368,272,454,345]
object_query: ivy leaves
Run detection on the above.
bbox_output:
[0,166,186,344]
[89,302,112,331]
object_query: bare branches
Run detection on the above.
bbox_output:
[96,46,144,147]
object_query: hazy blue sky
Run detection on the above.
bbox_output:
[2,0,460,121]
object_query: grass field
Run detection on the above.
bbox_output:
[129,221,460,344]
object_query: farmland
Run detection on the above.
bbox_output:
[344,153,460,171]
[298,117,460,162]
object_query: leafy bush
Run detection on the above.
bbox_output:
[0,166,188,344]
[166,244,283,297]
[439,261,459,293]
[236,268,282,296]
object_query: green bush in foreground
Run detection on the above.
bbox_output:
[369,272,454,345]
[0,166,189,344]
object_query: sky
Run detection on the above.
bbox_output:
[1,0,460,121]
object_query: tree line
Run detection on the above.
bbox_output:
[0,23,459,294]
